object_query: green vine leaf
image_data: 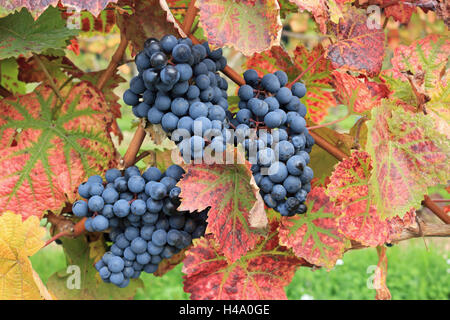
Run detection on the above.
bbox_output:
[0,6,78,59]
[0,82,118,219]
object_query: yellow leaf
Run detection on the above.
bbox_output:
[0,211,46,300]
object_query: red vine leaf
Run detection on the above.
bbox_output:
[374,246,391,300]
[183,223,305,300]
[278,187,350,269]
[178,163,265,262]
[381,35,449,112]
[384,1,415,24]
[116,0,180,55]
[326,150,416,246]
[332,71,389,114]
[0,83,118,219]
[195,0,282,56]
[245,45,297,77]
[366,101,449,219]
[293,45,336,123]
[326,7,385,77]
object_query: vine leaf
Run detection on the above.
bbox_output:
[293,45,336,123]
[246,45,336,123]
[278,187,350,269]
[326,150,416,246]
[0,83,118,219]
[332,71,389,114]
[195,0,282,56]
[183,223,305,300]
[0,6,78,59]
[178,163,266,262]
[16,55,124,141]
[326,7,385,77]
[0,1,118,18]
[0,211,47,300]
[245,45,297,77]
[116,0,180,55]
[381,35,450,138]
[47,236,143,299]
[0,58,26,95]
[374,246,391,300]
[366,101,449,219]
[382,35,449,104]
[384,1,415,24]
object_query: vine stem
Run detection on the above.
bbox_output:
[96,31,128,91]
[122,122,147,168]
[306,114,350,130]
[308,130,348,161]
[349,222,450,250]
[182,0,198,34]
[422,195,450,224]
[33,54,64,103]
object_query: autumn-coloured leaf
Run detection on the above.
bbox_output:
[0,1,118,18]
[0,6,78,59]
[326,150,416,246]
[366,100,449,219]
[278,187,350,269]
[0,83,118,219]
[47,236,143,299]
[195,0,282,56]
[308,126,352,182]
[16,55,124,140]
[326,7,385,77]
[183,224,305,300]
[288,0,329,33]
[178,163,265,262]
[374,246,391,300]
[116,0,180,55]
[382,35,449,108]
[245,45,297,77]
[384,1,415,24]
[332,71,389,114]
[0,211,46,300]
[292,45,336,123]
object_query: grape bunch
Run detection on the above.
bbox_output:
[72,164,208,288]
[230,69,315,216]
[122,35,230,160]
